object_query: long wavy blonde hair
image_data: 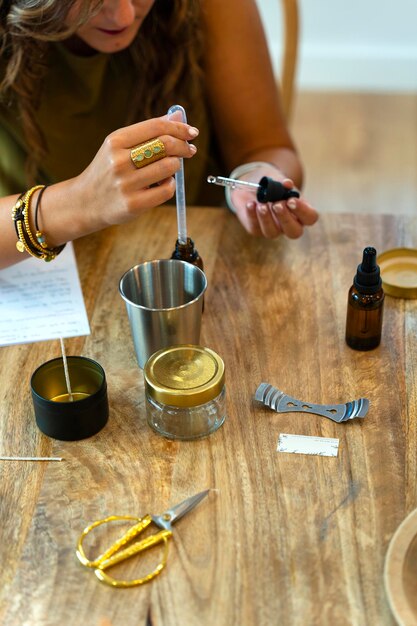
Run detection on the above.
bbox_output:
[0,0,204,183]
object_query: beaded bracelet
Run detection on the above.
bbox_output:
[23,185,47,254]
[12,185,66,261]
[12,189,45,258]
[12,192,25,243]
[34,185,48,249]
[33,185,65,258]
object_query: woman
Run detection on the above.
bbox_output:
[0,0,318,268]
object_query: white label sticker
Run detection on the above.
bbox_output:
[277,434,339,457]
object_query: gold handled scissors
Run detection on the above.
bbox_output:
[76,489,210,588]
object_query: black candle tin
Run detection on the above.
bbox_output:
[30,356,108,441]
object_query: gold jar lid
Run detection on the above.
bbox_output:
[377,247,417,299]
[144,345,225,408]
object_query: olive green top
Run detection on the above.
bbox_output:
[0,43,224,205]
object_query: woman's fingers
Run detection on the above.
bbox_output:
[269,198,319,239]
[285,197,319,226]
[241,201,263,235]
[271,203,304,239]
[282,177,295,189]
[123,134,197,188]
[122,156,181,191]
[237,196,318,240]
[113,116,199,149]
[128,134,197,168]
[161,135,197,158]
[256,203,284,238]
[229,165,318,240]
[237,201,283,238]
[127,176,177,213]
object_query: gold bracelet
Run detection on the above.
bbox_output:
[11,193,25,250]
[12,192,43,258]
[13,186,48,259]
[12,186,65,262]
[22,185,45,253]
[33,185,65,259]
[15,219,46,259]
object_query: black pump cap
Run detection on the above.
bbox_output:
[256,177,300,203]
[353,247,382,294]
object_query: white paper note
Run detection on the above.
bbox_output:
[277,433,339,457]
[0,243,90,346]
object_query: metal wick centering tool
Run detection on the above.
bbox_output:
[255,383,369,423]
[207,175,300,203]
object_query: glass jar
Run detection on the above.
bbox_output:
[144,345,226,440]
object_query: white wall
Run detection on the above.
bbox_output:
[257,0,417,92]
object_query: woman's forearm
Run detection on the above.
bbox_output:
[0,178,92,269]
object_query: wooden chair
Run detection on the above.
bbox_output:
[280,0,299,121]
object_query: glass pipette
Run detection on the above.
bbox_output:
[168,104,188,244]
[168,104,204,271]
[207,175,300,203]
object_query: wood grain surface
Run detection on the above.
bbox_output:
[385,508,417,626]
[0,206,416,626]
[293,92,417,217]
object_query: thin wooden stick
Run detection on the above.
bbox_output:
[59,337,73,401]
[0,456,63,461]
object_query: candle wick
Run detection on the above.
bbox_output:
[59,337,74,402]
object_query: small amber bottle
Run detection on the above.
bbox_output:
[171,237,204,271]
[345,247,384,350]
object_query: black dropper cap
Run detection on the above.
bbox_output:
[353,247,382,294]
[256,177,300,203]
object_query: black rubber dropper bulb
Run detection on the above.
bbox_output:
[345,246,384,350]
[256,177,300,203]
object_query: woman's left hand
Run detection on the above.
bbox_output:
[229,167,318,239]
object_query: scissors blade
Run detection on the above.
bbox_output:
[151,490,210,531]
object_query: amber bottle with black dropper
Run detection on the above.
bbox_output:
[171,237,204,271]
[345,247,384,350]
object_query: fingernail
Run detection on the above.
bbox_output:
[272,203,283,214]
[287,199,297,210]
[246,201,256,210]
[188,126,199,138]
[258,204,268,215]
[189,144,197,153]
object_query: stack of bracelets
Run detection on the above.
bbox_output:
[11,185,65,262]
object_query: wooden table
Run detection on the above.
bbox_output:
[1,206,416,626]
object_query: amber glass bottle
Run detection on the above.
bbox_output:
[345,247,384,350]
[171,237,204,271]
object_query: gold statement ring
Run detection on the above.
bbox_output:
[130,138,166,169]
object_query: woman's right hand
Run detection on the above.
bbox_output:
[74,115,199,233]
[0,117,199,269]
